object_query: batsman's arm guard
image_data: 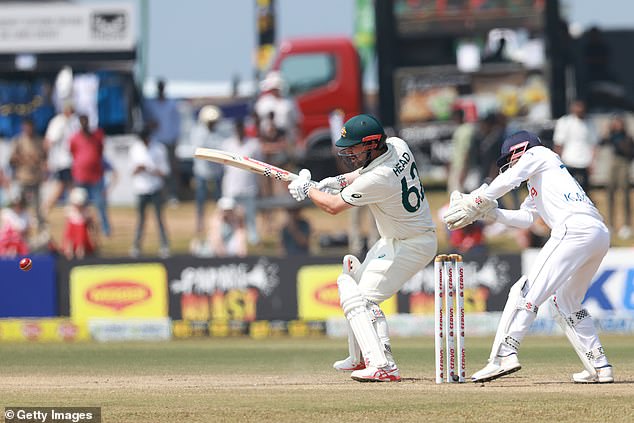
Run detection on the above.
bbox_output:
[549,297,603,377]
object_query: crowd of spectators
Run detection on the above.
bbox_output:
[185,71,304,257]
[0,71,308,260]
[0,99,109,259]
[2,70,632,260]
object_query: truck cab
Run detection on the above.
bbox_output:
[271,37,362,179]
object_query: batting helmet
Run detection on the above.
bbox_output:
[496,130,542,172]
[335,114,386,169]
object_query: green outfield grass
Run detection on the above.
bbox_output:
[1,335,633,422]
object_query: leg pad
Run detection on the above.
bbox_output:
[550,297,601,376]
[338,274,388,368]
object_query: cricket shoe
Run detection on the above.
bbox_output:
[573,365,614,384]
[471,353,521,383]
[350,363,401,382]
[333,356,365,372]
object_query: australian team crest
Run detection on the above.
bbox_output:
[341,126,347,137]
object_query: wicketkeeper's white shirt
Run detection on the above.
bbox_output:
[483,146,603,229]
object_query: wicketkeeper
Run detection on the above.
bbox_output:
[443,130,613,384]
[288,114,437,382]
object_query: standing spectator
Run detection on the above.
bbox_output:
[69,115,111,237]
[9,119,47,230]
[191,105,224,233]
[447,108,475,193]
[222,119,262,244]
[553,100,599,194]
[143,79,181,204]
[129,128,170,258]
[281,206,311,255]
[207,197,247,257]
[255,72,301,147]
[42,100,79,216]
[61,187,97,259]
[0,189,30,257]
[255,72,301,195]
[602,115,634,238]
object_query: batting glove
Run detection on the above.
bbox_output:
[288,169,316,202]
[316,174,348,195]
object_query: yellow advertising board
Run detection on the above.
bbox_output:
[297,264,397,320]
[0,318,89,342]
[70,263,168,322]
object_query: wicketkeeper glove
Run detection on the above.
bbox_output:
[443,184,498,230]
[316,174,348,195]
[288,169,316,202]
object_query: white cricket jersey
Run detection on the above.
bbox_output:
[483,146,603,229]
[340,137,435,239]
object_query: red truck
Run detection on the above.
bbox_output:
[270,37,363,179]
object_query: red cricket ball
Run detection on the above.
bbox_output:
[19,257,32,271]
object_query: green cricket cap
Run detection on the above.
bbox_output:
[335,114,385,147]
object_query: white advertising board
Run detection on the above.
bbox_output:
[523,247,634,317]
[0,2,136,53]
[89,318,172,342]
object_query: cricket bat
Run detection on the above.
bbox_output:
[194,147,299,182]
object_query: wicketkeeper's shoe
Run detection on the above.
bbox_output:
[573,365,614,384]
[471,353,521,383]
[350,363,401,382]
[333,356,365,372]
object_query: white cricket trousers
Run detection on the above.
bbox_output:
[357,231,437,304]
[506,214,610,359]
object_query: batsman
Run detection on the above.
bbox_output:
[288,114,437,382]
[443,130,613,384]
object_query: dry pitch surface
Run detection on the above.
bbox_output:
[1,336,633,422]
